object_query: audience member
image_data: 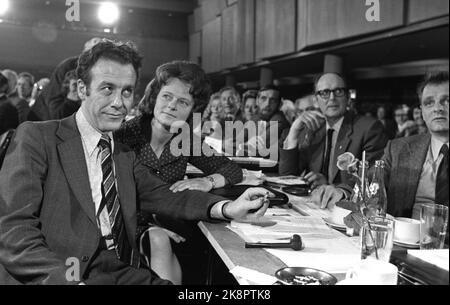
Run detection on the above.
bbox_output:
[280,72,388,207]
[242,90,259,122]
[280,98,296,125]
[49,70,81,119]
[219,86,243,122]
[394,104,417,138]
[412,104,428,134]
[1,69,29,124]
[295,94,319,119]
[114,60,243,284]
[17,72,35,103]
[377,105,397,139]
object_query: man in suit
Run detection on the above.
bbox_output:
[384,71,448,218]
[280,72,388,207]
[0,40,270,285]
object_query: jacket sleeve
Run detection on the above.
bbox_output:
[0,123,79,285]
[188,140,243,185]
[133,155,227,221]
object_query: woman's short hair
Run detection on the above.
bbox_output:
[241,89,258,112]
[203,92,221,121]
[139,60,211,116]
[62,70,77,93]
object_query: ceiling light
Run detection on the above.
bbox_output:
[0,0,10,16]
[98,2,120,25]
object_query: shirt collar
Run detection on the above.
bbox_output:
[430,136,449,162]
[76,109,113,157]
[326,116,345,134]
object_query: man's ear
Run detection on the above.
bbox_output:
[77,79,87,99]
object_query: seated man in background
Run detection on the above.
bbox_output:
[294,94,319,119]
[314,71,448,216]
[384,71,448,218]
[0,72,19,135]
[280,73,388,206]
[0,39,270,285]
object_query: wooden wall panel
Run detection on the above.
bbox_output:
[201,0,227,25]
[189,32,202,64]
[297,0,309,51]
[236,0,255,65]
[202,17,222,73]
[221,4,239,69]
[408,0,449,23]
[307,0,404,46]
[255,0,296,60]
[193,7,203,32]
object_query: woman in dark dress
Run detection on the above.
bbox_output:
[115,61,242,284]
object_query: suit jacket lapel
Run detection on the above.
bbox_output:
[398,134,430,212]
[330,113,353,183]
[56,115,97,226]
[113,145,137,249]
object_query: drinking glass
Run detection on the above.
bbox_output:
[420,203,449,250]
[361,216,394,262]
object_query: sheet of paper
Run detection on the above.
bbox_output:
[265,175,307,186]
[229,266,278,285]
[289,196,333,219]
[407,249,449,271]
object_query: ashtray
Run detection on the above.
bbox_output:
[275,267,338,285]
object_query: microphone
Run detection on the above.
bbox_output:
[245,234,304,251]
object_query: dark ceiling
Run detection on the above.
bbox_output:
[0,0,194,40]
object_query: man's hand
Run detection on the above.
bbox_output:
[170,178,213,193]
[284,111,325,149]
[311,185,345,209]
[223,188,274,220]
[304,171,328,189]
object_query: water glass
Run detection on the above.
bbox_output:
[420,203,449,250]
[361,216,394,262]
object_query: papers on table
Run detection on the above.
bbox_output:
[237,169,265,186]
[229,266,278,285]
[265,175,307,186]
[408,249,449,271]
[289,195,333,219]
[229,157,278,168]
[227,209,361,274]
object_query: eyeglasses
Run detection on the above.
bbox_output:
[315,88,347,99]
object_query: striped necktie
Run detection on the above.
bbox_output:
[435,144,449,206]
[98,134,128,261]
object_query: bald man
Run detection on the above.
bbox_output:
[280,73,388,207]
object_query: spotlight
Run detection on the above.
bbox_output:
[98,2,120,25]
[0,0,10,16]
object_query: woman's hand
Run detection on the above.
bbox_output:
[170,178,213,193]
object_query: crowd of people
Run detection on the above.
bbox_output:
[0,37,448,285]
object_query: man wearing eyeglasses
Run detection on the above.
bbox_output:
[280,72,388,207]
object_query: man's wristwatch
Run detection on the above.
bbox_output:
[206,175,216,189]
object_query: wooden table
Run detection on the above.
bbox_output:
[198,189,449,285]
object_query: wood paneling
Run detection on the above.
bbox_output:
[408,0,449,23]
[297,0,309,51]
[201,0,227,25]
[236,0,255,65]
[307,0,404,46]
[202,17,222,73]
[193,7,203,32]
[221,4,239,69]
[189,32,202,64]
[255,0,296,60]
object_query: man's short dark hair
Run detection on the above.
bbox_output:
[76,39,143,90]
[258,84,280,96]
[139,60,211,115]
[417,71,449,99]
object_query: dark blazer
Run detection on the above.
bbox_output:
[279,112,388,185]
[0,115,224,285]
[383,134,431,218]
[0,96,19,135]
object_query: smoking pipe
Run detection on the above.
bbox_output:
[245,234,303,251]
